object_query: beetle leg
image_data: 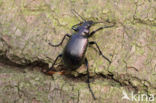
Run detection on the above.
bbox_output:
[49,34,71,47]
[85,58,96,100]
[89,41,111,64]
[89,24,115,37]
[46,54,62,73]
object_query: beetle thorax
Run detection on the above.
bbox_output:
[79,28,89,36]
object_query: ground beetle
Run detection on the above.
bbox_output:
[46,10,115,100]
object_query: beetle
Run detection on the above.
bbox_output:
[46,10,115,100]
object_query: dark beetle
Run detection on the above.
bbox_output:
[46,10,115,100]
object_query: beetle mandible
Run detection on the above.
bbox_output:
[46,10,115,100]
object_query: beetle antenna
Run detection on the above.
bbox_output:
[91,21,106,25]
[71,9,86,22]
[94,21,116,27]
[93,21,106,24]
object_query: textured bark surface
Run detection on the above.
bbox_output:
[0,0,156,103]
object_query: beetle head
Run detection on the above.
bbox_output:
[75,20,94,36]
[83,20,94,29]
[72,20,94,31]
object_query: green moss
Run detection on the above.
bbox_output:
[59,16,78,28]
[21,1,49,16]
[136,47,145,55]
[109,66,116,72]
[131,42,145,55]
[0,0,3,7]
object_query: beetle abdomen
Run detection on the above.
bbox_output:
[63,34,88,69]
